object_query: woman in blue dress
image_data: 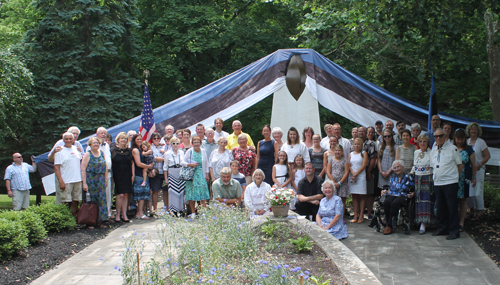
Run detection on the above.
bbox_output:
[316,180,348,240]
[183,136,210,216]
[256,125,279,185]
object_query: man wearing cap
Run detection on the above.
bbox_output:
[430,128,462,240]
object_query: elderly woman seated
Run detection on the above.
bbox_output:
[382,160,415,235]
[244,169,271,218]
[315,180,348,240]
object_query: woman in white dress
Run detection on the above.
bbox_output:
[244,169,271,218]
[281,127,310,169]
[209,136,234,182]
[349,138,368,223]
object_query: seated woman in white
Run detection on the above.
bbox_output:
[244,169,271,218]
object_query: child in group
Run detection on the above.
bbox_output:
[141,141,155,187]
[291,155,306,190]
[230,160,247,193]
[272,151,292,188]
[326,144,350,214]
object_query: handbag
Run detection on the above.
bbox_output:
[77,201,98,226]
[179,151,195,181]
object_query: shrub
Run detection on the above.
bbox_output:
[483,182,499,209]
[28,203,76,232]
[0,218,28,261]
[0,210,47,245]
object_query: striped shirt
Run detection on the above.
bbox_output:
[4,163,35,191]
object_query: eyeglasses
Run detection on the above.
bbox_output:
[383,135,392,138]
[171,142,179,145]
[418,141,428,143]
[434,134,445,138]
[152,137,160,140]
[14,156,22,158]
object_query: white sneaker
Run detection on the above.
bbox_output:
[189,213,196,219]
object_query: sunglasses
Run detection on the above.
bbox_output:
[434,134,445,138]
[171,142,179,145]
[14,156,22,158]
[152,137,160,140]
[383,135,392,138]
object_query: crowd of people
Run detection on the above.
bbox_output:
[3,115,491,240]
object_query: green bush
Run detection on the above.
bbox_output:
[0,210,47,245]
[28,203,76,233]
[0,218,28,261]
[483,182,498,209]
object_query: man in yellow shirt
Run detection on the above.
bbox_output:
[226,120,255,150]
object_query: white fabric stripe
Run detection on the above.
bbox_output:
[183,77,286,133]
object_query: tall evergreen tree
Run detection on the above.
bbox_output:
[22,0,142,150]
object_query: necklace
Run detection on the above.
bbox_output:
[418,150,426,159]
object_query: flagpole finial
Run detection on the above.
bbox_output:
[143,69,150,85]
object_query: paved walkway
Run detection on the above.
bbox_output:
[342,221,500,285]
[31,206,500,285]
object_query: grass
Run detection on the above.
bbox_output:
[0,194,56,210]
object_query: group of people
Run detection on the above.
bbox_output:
[3,115,491,240]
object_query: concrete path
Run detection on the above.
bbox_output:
[31,218,161,285]
[342,221,500,285]
[31,206,500,285]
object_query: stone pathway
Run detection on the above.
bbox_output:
[342,221,500,285]
[31,207,500,285]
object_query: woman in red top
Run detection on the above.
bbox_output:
[232,134,257,185]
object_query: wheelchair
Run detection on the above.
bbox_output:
[369,185,415,235]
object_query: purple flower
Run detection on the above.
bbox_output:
[284,265,289,268]
[99,258,103,260]
[304,275,310,280]
[208,280,214,283]
[114,266,118,270]
[259,273,269,278]
[282,275,286,278]
[260,260,268,264]
[305,270,310,275]
[192,249,196,252]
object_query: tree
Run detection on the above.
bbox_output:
[0,0,42,48]
[22,0,143,150]
[136,0,305,108]
[0,49,34,148]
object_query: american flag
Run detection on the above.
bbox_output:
[139,83,156,142]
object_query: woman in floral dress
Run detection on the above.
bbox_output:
[327,144,350,213]
[183,136,210,216]
[232,134,257,185]
[81,137,108,228]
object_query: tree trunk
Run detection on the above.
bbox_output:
[485,9,500,122]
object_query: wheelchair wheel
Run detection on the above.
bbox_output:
[403,223,411,235]
[407,198,418,230]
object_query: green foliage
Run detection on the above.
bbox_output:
[22,0,142,152]
[483,182,498,209]
[288,235,314,253]
[0,0,42,48]
[310,274,331,285]
[27,202,76,232]
[0,210,47,244]
[0,49,35,147]
[136,0,304,109]
[0,218,29,260]
[261,222,280,238]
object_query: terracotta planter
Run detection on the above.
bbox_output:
[271,205,290,218]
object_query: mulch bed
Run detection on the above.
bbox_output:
[258,222,348,284]
[464,212,500,267]
[0,221,122,285]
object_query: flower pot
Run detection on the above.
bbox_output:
[271,205,290,218]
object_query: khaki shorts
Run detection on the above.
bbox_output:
[56,179,82,203]
[12,189,30,210]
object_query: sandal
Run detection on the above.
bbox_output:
[137,215,149,220]
[350,218,358,223]
[121,216,131,223]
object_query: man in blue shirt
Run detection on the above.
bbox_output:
[4,153,37,210]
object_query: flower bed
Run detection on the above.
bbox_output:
[121,203,343,284]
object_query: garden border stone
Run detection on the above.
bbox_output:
[254,211,382,285]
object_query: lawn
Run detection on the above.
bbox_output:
[0,194,56,210]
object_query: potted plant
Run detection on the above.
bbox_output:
[265,186,296,217]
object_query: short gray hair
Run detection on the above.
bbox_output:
[252,169,265,181]
[220,167,231,175]
[410,123,421,131]
[392,159,405,170]
[272,127,283,137]
[321,180,337,194]
[433,128,444,135]
[67,126,80,134]
[62,132,74,139]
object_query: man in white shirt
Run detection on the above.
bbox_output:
[430,128,463,240]
[87,127,113,218]
[54,132,82,216]
[332,123,352,160]
[159,125,175,145]
[213,118,229,141]
[47,126,84,162]
[320,124,335,150]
